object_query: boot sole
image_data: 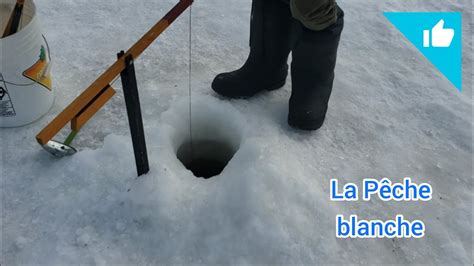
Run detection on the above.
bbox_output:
[266,79,286,92]
[215,79,287,99]
[288,116,325,131]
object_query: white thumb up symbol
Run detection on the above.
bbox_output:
[423,19,455,48]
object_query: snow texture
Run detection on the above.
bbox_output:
[1,0,473,264]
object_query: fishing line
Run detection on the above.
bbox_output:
[188,5,194,159]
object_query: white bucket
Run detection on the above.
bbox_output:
[0,0,53,127]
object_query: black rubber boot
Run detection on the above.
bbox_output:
[288,6,344,131]
[212,0,293,98]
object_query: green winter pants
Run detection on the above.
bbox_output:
[290,0,338,31]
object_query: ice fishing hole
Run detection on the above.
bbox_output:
[177,139,237,179]
[168,99,244,179]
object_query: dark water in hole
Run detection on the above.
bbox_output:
[177,140,237,179]
[185,158,227,179]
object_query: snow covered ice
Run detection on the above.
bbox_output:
[1,0,472,264]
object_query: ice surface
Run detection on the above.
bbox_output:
[1,0,472,264]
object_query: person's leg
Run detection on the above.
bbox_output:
[288,2,344,131]
[290,0,338,31]
[211,0,293,98]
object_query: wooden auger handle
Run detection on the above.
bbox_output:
[36,0,193,145]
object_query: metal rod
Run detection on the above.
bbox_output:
[118,52,150,177]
